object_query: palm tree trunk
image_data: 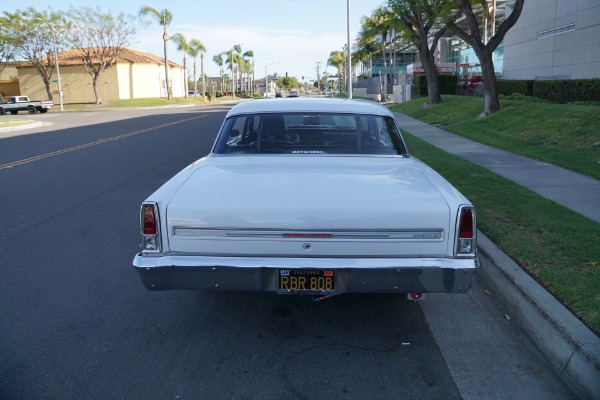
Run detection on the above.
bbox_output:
[163,27,170,99]
[183,56,188,98]
[193,60,198,97]
[201,53,206,100]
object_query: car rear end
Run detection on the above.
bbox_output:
[133,99,479,297]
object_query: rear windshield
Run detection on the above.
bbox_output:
[212,112,408,155]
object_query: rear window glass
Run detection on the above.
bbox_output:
[212,112,408,155]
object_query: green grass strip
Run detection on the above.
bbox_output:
[403,132,600,335]
[390,95,600,180]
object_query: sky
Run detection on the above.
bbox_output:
[4,0,386,81]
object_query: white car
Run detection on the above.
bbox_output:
[133,98,478,299]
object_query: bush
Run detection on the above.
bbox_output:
[439,74,458,95]
[533,79,600,103]
[415,74,427,96]
[497,80,534,96]
[415,74,458,96]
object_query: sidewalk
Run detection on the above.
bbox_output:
[393,112,600,399]
[393,112,600,223]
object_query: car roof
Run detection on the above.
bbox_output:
[225,98,393,118]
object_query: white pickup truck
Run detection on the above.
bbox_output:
[0,96,53,115]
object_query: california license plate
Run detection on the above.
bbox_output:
[278,269,335,294]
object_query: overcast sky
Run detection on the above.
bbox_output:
[7,0,386,81]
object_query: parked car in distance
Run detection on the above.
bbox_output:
[133,98,479,300]
[0,96,53,115]
[287,91,299,97]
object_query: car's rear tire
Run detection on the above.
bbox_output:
[0,108,5,115]
[28,106,36,114]
[10,110,17,115]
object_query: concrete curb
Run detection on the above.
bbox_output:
[477,231,600,399]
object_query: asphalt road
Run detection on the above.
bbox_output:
[0,105,576,399]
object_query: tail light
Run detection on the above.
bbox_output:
[141,202,161,252]
[455,205,476,256]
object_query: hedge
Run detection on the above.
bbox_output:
[533,79,600,103]
[497,80,534,96]
[497,78,599,103]
[415,74,458,96]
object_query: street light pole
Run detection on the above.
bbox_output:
[264,61,279,98]
[347,0,353,99]
[51,30,64,112]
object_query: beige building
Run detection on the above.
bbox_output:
[0,64,21,100]
[3,47,185,103]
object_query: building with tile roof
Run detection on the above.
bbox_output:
[11,47,186,103]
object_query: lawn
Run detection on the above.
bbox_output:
[391,96,600,335]
[390,95,600,180]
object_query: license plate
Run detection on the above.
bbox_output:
[278,269,335,294]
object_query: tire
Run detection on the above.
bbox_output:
[28,106,36,114]
[10,110,17,115]
[0,108,5,115]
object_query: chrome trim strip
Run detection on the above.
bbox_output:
[172,228,444,241]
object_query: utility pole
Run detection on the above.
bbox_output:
[315,61,323,91]
[346,0,352,99]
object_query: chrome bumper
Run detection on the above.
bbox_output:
[133,254,479,294]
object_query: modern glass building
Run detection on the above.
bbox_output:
[358,0,599,88]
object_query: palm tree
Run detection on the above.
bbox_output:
[355,27,379,78]
[170,33,189,98]
[139,5,173,99]
[328,50,346,93]
[225,44,242,95]
[360,7,395,100]
[188,39,206,99]
[212,54,224,93]
[243,50,254,94]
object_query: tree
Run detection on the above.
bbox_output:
[138,5,173,99]
[224,44,242,94]
[279,76,300,90]
[448,0,525,116]
[68,7,137,104]
[328,50,346,92]
[188,39,206,99]
[0,8,66,101]
[354,32,379,78]
[359,8,396,100]
[212,54,225,93]
[0,29,15,79]
[243,50,254,94]
[387,0,457,106]
[170,33,190,98]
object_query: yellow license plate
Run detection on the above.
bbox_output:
[278,269,335,294]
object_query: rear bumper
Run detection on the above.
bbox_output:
[133,254,479,294]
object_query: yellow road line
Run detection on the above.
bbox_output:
[1,115,205,170]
